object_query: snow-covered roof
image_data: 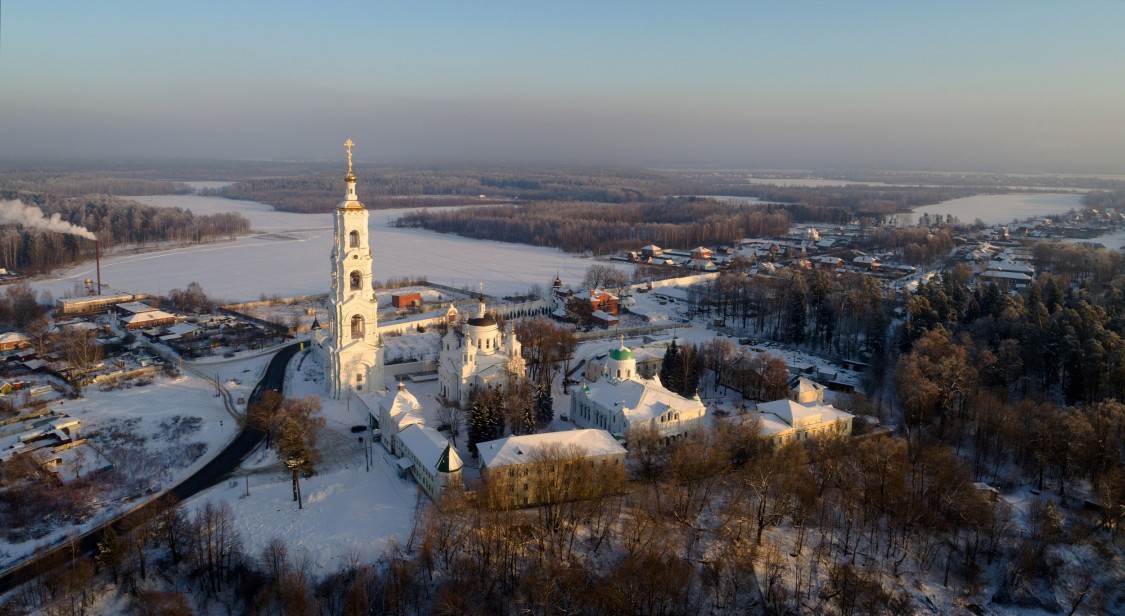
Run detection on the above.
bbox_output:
[397,424,457,474]
[0,332,29,346]
[382,384,424,429]
[122,310,176,326]
[582,376,705,424]
[591,310,617,322]
[116,301,158,314]
[477,428,625,469]
[790,377,824,394]
[757,399,852,431]
[166,322,200,336]
[979,270,1032,282]
[986,261,1035,274]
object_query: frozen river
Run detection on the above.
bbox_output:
[910,193,1083,225]
[31,193,605,303]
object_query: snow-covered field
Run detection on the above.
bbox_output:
[30,193,606,303]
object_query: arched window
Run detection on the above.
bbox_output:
[351,315,364,339]
[350,271,362,290]
[349,230,359,248]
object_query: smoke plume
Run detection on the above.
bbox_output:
[0,199,97,240]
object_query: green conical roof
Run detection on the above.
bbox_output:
[436,443,463,473]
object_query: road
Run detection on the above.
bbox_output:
[0,343,301,594]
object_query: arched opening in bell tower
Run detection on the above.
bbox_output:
[350,271,362,290]
[349,230,360,248]
[351,315,365,339]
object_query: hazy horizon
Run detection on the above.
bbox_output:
[2,2,1124,173]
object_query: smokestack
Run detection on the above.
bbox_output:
[95,239,101,296]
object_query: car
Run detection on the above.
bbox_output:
[350,425,368,433]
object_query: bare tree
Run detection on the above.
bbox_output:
[275,396,326,509]
[435,401,464,448]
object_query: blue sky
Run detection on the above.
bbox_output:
[2,1,1124,171]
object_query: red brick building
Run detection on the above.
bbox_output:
[587,289,619,316]
[391,292,423,308]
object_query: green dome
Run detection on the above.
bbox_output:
[609,347,634,361]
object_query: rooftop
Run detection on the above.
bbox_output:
[477,428,626,468]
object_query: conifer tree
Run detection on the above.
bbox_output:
[468,385,505,456]
[660,338,683,394]
[534,381,554,429]
[786,274,808,344]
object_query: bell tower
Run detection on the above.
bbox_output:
[325,139,384,399]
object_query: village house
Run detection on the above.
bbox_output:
[476,428,626,508]
[0,332,31,352]
[0,411,112,481]
[116,302,179,331]
[851,255,880,271]
[813,256,843,270]
[586,289,619,316]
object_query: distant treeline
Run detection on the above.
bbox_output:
[1083,189,1125,211]
[0,191,250,274]
[0,174,191,197]
[702,184,984,217]
[213,166,695,213]
[395,199,791,254]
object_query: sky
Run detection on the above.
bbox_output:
[2,1,1124,172]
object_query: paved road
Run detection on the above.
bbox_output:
[0,343,301,594]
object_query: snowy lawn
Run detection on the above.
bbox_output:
[188,450,423,573]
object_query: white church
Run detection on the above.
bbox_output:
[320,139,385,399]
[438,296,526,406]
[570,338,706,442]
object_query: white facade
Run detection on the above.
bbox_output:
[323,148,385,399]
[747,399,853,445]
[376,382,463,500]
[570,341,705,441]
[438,298,526,406]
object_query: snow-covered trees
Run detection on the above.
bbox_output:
[659,338,702,398]
[467,385,505,456]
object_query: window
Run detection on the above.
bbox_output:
[351,315,365,339]
[357,373,363,382]
[350,271,362,290]
[349,230,359,248]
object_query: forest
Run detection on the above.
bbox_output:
[211,166,694,213]
[395,200,792,255]
[0,190,250,275]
